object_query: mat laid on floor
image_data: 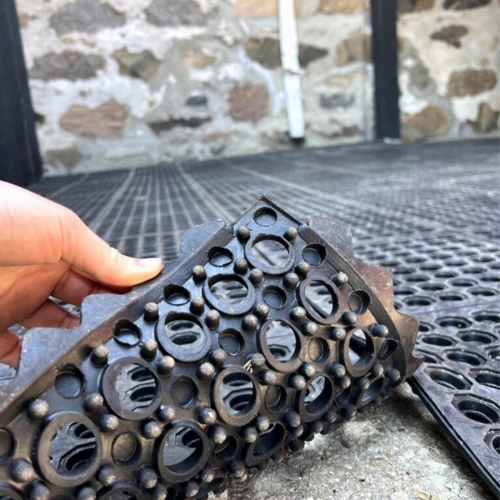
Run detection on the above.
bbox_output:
[22,139,500,495]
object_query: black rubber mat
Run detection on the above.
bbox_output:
[24,138,500,495]
[0,195,423,499]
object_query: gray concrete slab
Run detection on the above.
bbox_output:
[226,383,495,500]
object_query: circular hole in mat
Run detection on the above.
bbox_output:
[208,246,233,267]
[252,239,290,269]
[220,371,257,418]
[262,286,287,309]
[304,375,333,415]
[214,437,237,463]
[347,328,374,370]
[425,367,470,390]
[445,350,483,366]
[253,423,285,458]
[264,385,287,413]
[456,398,499,424]
[161,426,205,475]
[265,320,299,364]
[348,290,371,314]
[113,320,141,347]
[421,335,453,347]
[304,280,339,319]
[209,277,248,306]
[0,428,14,463]
[164,285,190,305]
[219,329,244,355]
[112,432,141,466]
[171,377,198,408]
[254,207,277,227]
[55,365,84,399]
[165,318,206,350]
[302,244,326,266]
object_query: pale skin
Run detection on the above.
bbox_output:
[0,181,163,367]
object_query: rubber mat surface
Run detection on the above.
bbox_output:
[27,138,500,495]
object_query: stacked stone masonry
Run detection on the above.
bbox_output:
[398,0,499,141]
[16,0,498,174]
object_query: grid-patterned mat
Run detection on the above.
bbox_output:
[30,138,500,495]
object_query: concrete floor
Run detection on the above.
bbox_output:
[225,383,495,500]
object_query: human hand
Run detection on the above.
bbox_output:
[0,181,163,368]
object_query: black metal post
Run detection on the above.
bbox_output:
[370,0,400,140]
[0,0,42,186]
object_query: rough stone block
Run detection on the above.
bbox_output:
[50,0,126,36]
[443,0,491,9]
[430,25,468,48]
[310,119,361,139]
[148,117,211,134]
[59,100,130,138]
[398,0,435,13]
[318,0,366,14]
[325,70,364,87]
[113,49,160,81]
[245,38,281,69]
[183,51,216,69]
[335,34,371,66]
[31,51,105,81]
[145,0,205,26]
[402,106,450,141]
[447,69,497,97]
[245,37,327,69]
[44,147,82,169]
[469,102,499,133]
[319,94,355,109]
[228,85,269,122]
[234,0,301,17]
[298,44,329,68]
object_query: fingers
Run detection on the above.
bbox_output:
[0,262,70,333]
[0,330,20,368]
[19,299,80,330]
[52,269,132,307]
[0,181,163,286]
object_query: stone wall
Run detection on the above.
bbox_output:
[17,0,499,175]
[18,0,373,174]
[398,0,499,141]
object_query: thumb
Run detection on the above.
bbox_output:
[62,211,163,287]
[0,182,163,287]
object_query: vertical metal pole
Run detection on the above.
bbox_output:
[279,0,305,141]
[370,0,400,140]
[0,0,42,186]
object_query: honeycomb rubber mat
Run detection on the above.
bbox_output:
[410,305,499,495]
[2,138,499,496]
[0,196,422,499]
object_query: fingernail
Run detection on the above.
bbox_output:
[138,258,163,269]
